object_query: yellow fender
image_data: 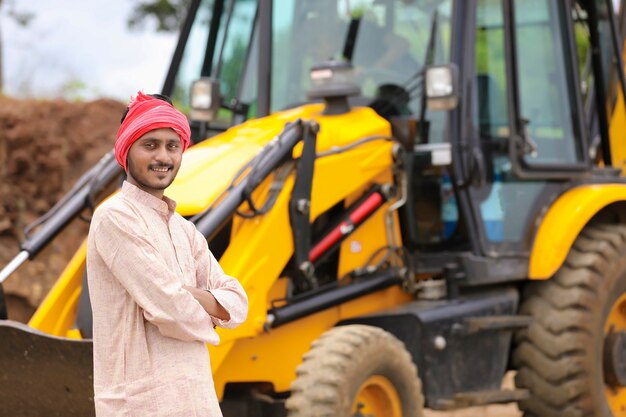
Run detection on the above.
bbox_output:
[529,184,626,279]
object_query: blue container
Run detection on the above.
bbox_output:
[441,175,458,240]
[480,178,504,242]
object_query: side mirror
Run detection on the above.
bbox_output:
[190,78,221,122]
[425,64,459,111]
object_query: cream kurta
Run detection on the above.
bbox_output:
[87,181,248,417]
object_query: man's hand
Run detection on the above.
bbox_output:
[183,286,231,321]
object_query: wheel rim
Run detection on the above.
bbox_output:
[352,375,402,417]
[604,293,626,416]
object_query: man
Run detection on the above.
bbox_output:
[87,92,248,416]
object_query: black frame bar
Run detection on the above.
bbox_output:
[162,0,202,96]
[257,0,272,117]
[268,269,402,328]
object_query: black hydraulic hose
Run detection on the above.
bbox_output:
[267,269,402,328]
[194,120,304,239]
[21,155,122,257]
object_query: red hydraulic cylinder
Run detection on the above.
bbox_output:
[309,191,384,263]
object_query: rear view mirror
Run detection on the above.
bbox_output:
[190,78,221,122]
[425,64,459,111]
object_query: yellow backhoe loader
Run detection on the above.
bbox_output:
[3,0,626,416]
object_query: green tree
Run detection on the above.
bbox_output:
[127,0,192,32]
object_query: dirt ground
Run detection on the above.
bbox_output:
[0,96,125,320]
[426,403,520,417]
[424,372,521,417]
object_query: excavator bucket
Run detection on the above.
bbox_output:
[0,320,94,417]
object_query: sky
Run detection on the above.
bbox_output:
[2,0,179,101]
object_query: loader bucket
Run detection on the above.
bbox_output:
[0,320,94,417]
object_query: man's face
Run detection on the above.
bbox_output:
[126,128,183,198]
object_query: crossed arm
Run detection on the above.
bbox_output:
[189,226,247,327]
[183,286,230,321]
[93,210,247,342]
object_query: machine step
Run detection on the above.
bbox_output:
[456,315,533,334]
[432,388,529,409]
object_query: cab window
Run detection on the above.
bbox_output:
[513,0,585,166]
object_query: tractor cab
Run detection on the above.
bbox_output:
[165,0,451,132]
[166,0,626,281]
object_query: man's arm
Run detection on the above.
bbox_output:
[92,210,217,343]
[183,285,230,320]
[191,227,248,328]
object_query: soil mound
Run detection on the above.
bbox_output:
[0,96,125,321]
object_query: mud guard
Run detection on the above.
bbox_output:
[0,320,94,417]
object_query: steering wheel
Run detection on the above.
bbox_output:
[369,82,412,118]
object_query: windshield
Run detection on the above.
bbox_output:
[272,0,452,117]
[170,0,257,124]
[169,0,453,133]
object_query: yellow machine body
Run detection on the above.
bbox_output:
[28,103,411,398]
[29,101,626,401]
[15,2,626,415]
[529,184,626,279]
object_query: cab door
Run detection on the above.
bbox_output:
[460,0,592,257]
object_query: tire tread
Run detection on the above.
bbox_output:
[286,325,424,417]
[514,223,626,417]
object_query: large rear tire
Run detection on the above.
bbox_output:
[513,224,626,417]
[285,324,424,417]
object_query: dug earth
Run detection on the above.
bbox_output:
[0,96,125,321]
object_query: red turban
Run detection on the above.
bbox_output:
[115,91,191,171]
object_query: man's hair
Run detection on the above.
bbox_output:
[120,93,173,124]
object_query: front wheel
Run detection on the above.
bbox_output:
[285,324,424,417]
[514,224,626,417]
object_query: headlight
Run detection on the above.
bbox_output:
[425,64,459,111]
[190,78,221,122]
